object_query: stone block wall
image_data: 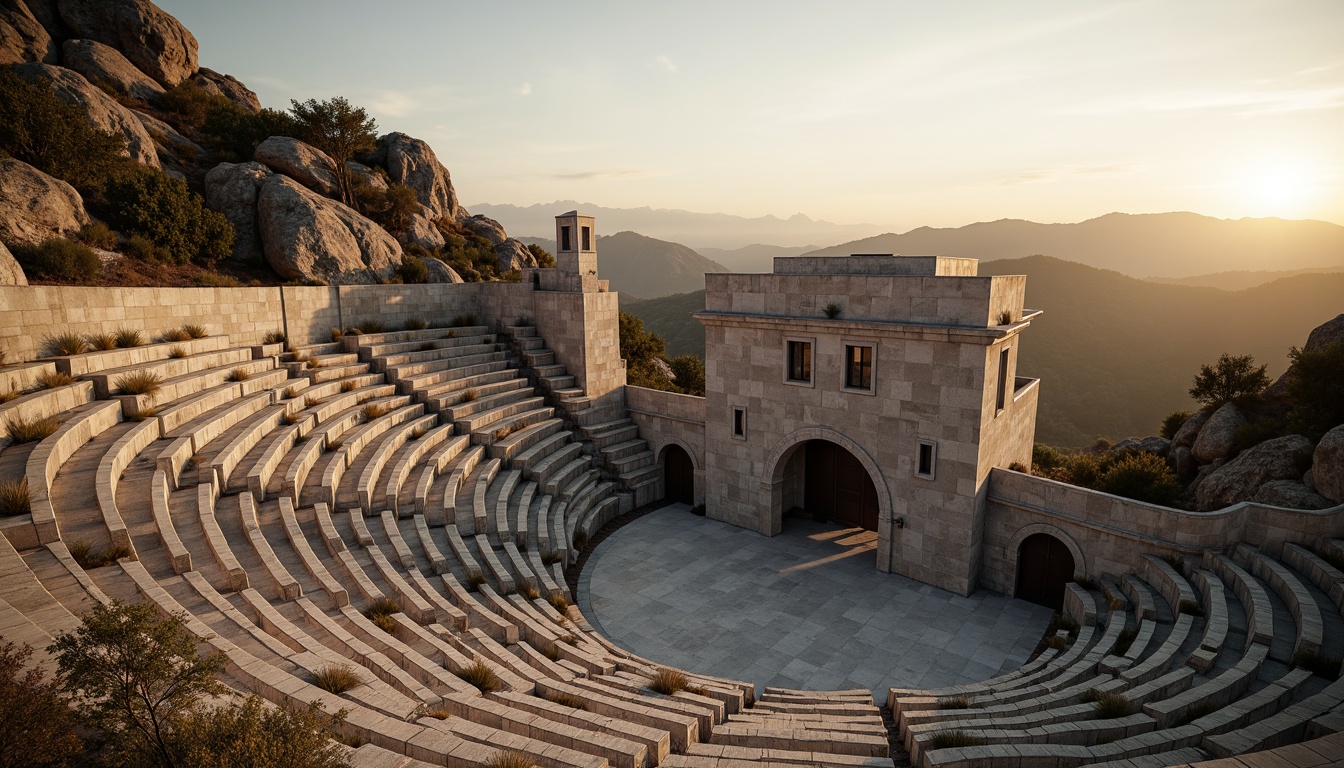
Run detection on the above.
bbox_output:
[982,468,1344,596]
[627,385,706,504]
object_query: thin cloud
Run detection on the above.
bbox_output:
[367,85,455,118]
[1060,86,1344,117]
[999,164,1138,186]
[653,55,678,74]
[538,168,667,181]
[519,82,532,96]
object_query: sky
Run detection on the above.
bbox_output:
[162,0,1344,231]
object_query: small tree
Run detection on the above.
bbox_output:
[289,97,378,208]
[1096,451,1181,505]
[101,166,234,264]
[1284,342,1344,439]
[171,695,350,768]
[1160,410,1192,440]
[50,600,226,768]
[0,641,82,768]
[527,243,555,268]
[1188,353,1269,409]
[201,105,300,162]
[667,354,706,396]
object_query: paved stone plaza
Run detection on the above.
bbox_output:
[579,504,1056,698]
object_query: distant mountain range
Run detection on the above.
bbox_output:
[624,256,1344,447]
[695,243,817,273]
[521,231,729,299]
[1145,266,1344,291]
[467,200,880,250]
[805,212,1344,278]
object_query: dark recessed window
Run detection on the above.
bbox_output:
[732,407,746,438]
[581,225,591,251]
[786,340,812,383]
[917,442,936,478]
[996,347,1010,412]
[560,225,572,251]
[845,344,873,390]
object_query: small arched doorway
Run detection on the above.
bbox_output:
[1016,533,1075,610]
[663,444,694,505]
[795,439,879,531]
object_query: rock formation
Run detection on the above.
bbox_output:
[1314,424,1344,504]
[55,0,198,87]
[13,62,160,168]
[0,0,56,65]
[132,110,202,179]
[422,257,462,284]
[495,238,539,272]
[1196,434,1314,511]
[204,161,271,261]
[0,241,27,286]
[1191,402,1245,463]
[256,175,402,285]
[0,158,90,247]
[190,67,259,112]
[254,136,340,199]
[402,213,446,251]
[61,38,163,101]
[377,132,460,219]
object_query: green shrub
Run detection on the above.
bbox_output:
[1189,353,1269,409]
[527,243,555,268]
[311,665,361,694]
[364,183,418,235]
[1095,451,1181,505]
[195,272,240,287]
[1283,342,1344,439]
[397,254,428,284]
[42,331,87,357]
[0,67,127,190]
[0,478,30,517]
[156,81,232,131]
[200,105,299,161]
[667,354,706,396]
[12,238,101,283]
[124,233,169,262]
[79,221,117,249]
[101,165,234,265]
[1160,410,1192,439]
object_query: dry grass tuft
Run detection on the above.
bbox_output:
[125,404,160,422]
[405,319,428,330]
[5,414,60,443]
[68,541,132,569]
[1093,692,1131,719]
[86,332,117,351]
[227,367,251,382]
[181,324,208,339]
[540,690,587,711]
[312,665,362,694]
[43,332,87,357]
[115,370,162,397]
[340,380,357,393]
[0,478,31,517]
[166,345,188,359]
[927,731,983,750]
[263,330,286,345]
[458,660,501,693]
[114,328,145,348]
[547,593,569,612]
[158,328,191,343]
[362,403,389,420]
[648,668,690,695]
[32,370,75,390]
[460,389,478,403]
[483,750,535,768]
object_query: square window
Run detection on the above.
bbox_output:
[560,225,572,251]
[581,225,591,251]
[917,442,936,479]
[786,340,812,383]
[732,407,746,439]
[845,344,873,391]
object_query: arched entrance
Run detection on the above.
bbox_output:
[663,444,694,505]
[1016,533,1075,610]
[794,439,880,531]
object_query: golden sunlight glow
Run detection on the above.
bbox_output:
[1239,155,1315,217]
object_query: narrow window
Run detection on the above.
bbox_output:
[581,225,591,251]
[996,347,1010,411]
[560,225,572,251]
[732,407,746,438]
[786,340,812,383]
[917,442,936,479]
[845,344,873,390]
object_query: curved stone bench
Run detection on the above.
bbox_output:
[398,359,512,397]
[491,469,521,544]
[0,380,94,443]
[27,400,122,545]
[316,401,424,508]
[352,414,439,513]
[149,469,192,574]
[197,479,247,591]
[1188,568,1229,672]
[381,424,453,515]
[468,458,501,535]
[434,444,484,528]
[93,414,158,552]
[1283,543,1344,613]
[1245,546,1324,657]
[59,334,229,379]
[202,405,288,488]
[278,497,348,608]
[238,493,301,601]
[1209,553,1275,647]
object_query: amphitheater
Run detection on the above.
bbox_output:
[1,215,1343,768]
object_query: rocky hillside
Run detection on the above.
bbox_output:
[522,231,728,298]
[0,0,540,287]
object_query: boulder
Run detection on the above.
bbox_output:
[1191,403,1245,463]
[379,132,460,219]
[422,257,462,284]
[495,238,538,273]
[401,212,445,251]
[1252,480,1333,510]
[0,0,56,64]
[132,109,202,178]
[55,0,197,87]
[254,136,339,198]
[1171,446,1197,481]
[348,161,387,192]
[12,63,159,168]
[1303,314,1344,354]
[190,68,259,112]
[0,240,27,285]
[204,161,271,261]
[1313,424,1344,504]
[1113,436,1169,454]
[1171,409,1211,449]
[61,39,163,101]
[461,214,507,246]
[0,158,90,247]
[1196,434,1314,511]
[256,174,401,285]
[22,0,66,41]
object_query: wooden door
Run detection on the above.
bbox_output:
[664,445,694,505]
[804,441,879,531]
[1016,533,1075,610]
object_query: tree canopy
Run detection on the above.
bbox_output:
[1188,353,1269,409]
[289,97,378,208]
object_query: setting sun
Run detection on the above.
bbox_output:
[1239,155,1316,217]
